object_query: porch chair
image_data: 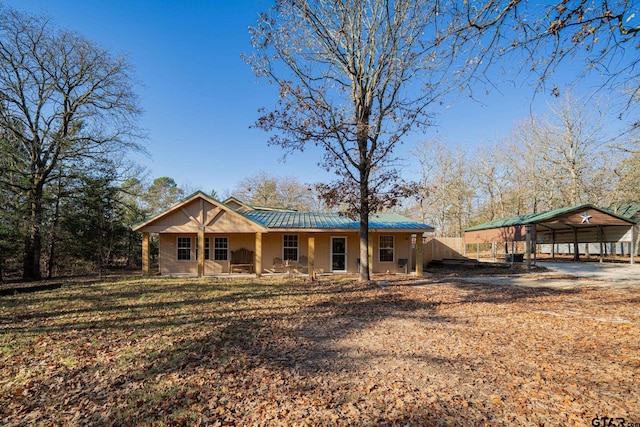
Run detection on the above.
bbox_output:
[272,257,284,273]
[229,248,254,274]
[297,255,308,273]
[397,258,408,274]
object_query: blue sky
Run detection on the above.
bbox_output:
[5,0,630,196]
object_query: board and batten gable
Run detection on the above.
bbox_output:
[135,195,265,235]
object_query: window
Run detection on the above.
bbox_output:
[177,237,191,260]
[214,237,228,261]
[283,234,298,261]
[196,237,210,260]
[379,235,394,262]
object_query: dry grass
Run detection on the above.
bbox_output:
[1,273,639,426]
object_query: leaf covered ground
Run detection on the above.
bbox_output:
[1,274,638,426]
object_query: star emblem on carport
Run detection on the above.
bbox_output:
[580,211,592,224]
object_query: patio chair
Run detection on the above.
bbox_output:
[397,258,408,274]
[297,255,308,273]
[272,257,284,273]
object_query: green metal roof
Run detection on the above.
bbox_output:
[242,210,433,231]
[608,204,640,219]
[464,204,636,232]
[464,212,540,232]
[133,191,433,232]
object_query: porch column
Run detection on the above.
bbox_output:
[142,232,150,275]
[368,233,374,276]
[308,235,315,280]
[511,240,515,266]
[415,233,423,277]
[255,232,263,277]
[198,227,205,277]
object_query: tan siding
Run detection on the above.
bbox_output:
[313,234,333,273]
[205,211,262,233]
[205,234,229,274]
[229,234,255,252]
[370,232,413,273]
[137,196,264,234]
[160,234,198,275]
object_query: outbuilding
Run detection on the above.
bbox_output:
[464,204,638,266]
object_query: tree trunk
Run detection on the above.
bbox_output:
[47,180,63,279]
[359,170,370,282]
[23,187,44,281]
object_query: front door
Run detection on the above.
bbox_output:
[331,237,346,272]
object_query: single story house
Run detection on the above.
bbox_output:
[133,192,433,276]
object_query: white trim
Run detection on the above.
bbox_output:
[213,236,229,261]
[331,236,347,272]
[379,235,394,263]
[283,234,299,261]
[177,236,192,261]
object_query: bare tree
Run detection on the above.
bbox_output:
[232,171,321,212]
[530,94,614,207]
[246,0,479,281]
[501,116,559,214]
[614,147,640,203]
[472,145,510,222]
[488,93,622,218]
[0,6,142,280]
[415,140,475,237]
[457,1,640,107]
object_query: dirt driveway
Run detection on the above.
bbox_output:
[457,261,640,289]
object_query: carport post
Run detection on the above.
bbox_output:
[525,225,532,272]
[598,225,604,263]
[632,225,637,265]
[511,240,515,266]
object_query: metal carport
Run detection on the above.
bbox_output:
[464,204,638,267]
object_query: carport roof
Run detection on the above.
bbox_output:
[610,204,640,220]
[465,204,636,232]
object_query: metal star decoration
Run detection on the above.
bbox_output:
[580,211,592,224]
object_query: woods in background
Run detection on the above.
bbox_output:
[410,93,640,237]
